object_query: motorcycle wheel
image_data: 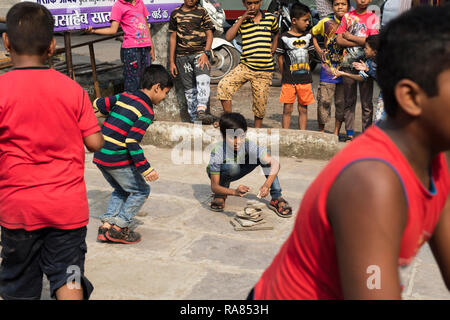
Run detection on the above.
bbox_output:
[210,45,240,84]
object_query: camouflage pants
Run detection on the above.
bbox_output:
[176,53,211,122]
[317,82,345,125]
[217,63,273,119]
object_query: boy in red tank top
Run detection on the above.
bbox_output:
[250,6,450,300]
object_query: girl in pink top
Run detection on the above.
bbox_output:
[87,0,155,92]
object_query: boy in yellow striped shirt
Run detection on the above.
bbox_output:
[217,0,279,128]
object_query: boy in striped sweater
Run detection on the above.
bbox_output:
[93,65,173,244]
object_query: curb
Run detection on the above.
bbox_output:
[141,121,344,161]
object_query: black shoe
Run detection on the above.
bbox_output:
[106,227,141,244]
[197,110,218,125]
[97,226,110,243]
[338,134,347,142]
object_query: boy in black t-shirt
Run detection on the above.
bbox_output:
[276,3,315,130]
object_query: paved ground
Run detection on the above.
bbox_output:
[82,146,319,300]
[1,146,443,300]
[0,35,448,300]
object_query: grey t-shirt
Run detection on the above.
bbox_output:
[207,140,268,175]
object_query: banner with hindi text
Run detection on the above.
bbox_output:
[25,0,183,31]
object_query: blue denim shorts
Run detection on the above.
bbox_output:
[0,227,93,300]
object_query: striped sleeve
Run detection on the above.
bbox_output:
[93,94,120,116]
[125,115,153,176]
[271,14,279,33]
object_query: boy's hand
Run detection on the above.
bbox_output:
[169,62,178,78]
[353,60,369,72]
[342,31,353,40]
[197,53,210,71]
[150,46,155,61]
[258,185,270,198]
[145,169,159,182]
[234,185,250,197]
[332,69,344,79]
[242,8,257,20]
[85,26,95,34]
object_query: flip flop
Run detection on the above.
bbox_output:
[210,197,225,212]
[269,197,293,218]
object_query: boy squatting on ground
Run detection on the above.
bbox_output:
[208,113,292,217]
[277,3,315,130]
[94,65,173,244]
[311,0,348,135]
[336,0,379,141]
[248,7,450,300]
[169,0,217,124]
[217,0,279,129]
[0,3,104,300]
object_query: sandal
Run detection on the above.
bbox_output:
[269,197,293,218]
[210,196,226,212]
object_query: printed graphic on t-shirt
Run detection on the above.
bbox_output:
[344,19,368,65]
[312,15,344,83]
[130,13,150,45]
[337,11,379,67]
[277,32,313,84]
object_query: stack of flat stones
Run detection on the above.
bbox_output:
[230,200,274,231]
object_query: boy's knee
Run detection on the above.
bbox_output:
[283,104,294,114]
[298,105,308,114]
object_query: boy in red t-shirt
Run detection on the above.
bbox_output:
[250,6,450,300]
[336,0,379,141]
[0,3,104,300]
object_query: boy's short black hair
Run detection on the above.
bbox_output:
[219,113,248,138]
[365,35,380,52]
[140,64,174,90]
[6,2,54,56]
[377,6,450,117]
[290,3,311,20]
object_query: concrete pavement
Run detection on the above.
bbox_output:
[82,145,313,300]
[1,145,449,300]
[33,145,450,300]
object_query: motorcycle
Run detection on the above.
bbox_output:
[200,0,241,83]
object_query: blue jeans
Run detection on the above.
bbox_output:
[99,166,150,228]
[211,163,282,200]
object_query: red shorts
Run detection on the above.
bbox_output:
[280,83,315,105]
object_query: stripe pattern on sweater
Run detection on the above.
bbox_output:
[93,91,154,176]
